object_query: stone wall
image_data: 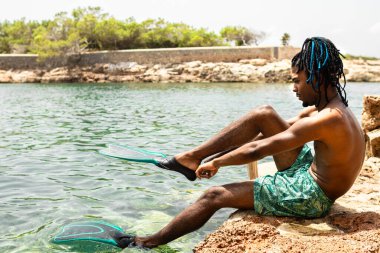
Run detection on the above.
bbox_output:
[362,95,380,158]
[0,54,44,69]
[0,46,299,70]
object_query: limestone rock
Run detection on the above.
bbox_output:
[80,72,108,83]
[105,62,147,75]
[108,75,136,82]
[0,59,379,83]
[11,70,41,83]
[239,58,268,66]
[362,95,380,132]
[41,67,78,83]
[0,70,13,83]
[359,157,380,181]
[156,68,171,81]
[185,61,202,68]
[365,129,380,158]
[344,60,380,82]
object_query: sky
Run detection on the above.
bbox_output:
[1,0,379,58]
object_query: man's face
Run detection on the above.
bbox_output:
[291,68,317,107]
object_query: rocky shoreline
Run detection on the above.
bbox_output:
[0,59,380,84]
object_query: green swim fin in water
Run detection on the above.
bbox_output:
[52,221,135,249]
[99,144,197,181]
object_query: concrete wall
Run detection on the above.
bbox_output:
[0,54,43,69]
[0,46,300,70]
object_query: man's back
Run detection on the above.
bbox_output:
[309,98,365,200]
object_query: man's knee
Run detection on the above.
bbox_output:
[257,105,276,117]
[248,105,277,121]
[200,186,227,208]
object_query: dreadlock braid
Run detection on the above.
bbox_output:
[291,37,348,107]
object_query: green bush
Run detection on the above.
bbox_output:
[0,6,266,58]
[343,54,378,61]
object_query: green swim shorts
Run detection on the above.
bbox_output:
[253,145,334,218]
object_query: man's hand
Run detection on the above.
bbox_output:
[196,161,219,179]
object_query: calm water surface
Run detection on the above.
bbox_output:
[0,82,379,253]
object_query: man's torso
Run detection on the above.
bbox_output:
[307,101,365,200]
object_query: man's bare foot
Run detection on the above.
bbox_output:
[134,236,159,249]
[174,152,202,171]
[156,152,200,181]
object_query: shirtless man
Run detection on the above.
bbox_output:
[122,37,365,248]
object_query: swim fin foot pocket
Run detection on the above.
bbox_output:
[157,157,197,181]
[113,231,136,248]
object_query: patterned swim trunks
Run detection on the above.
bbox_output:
[253,145,334,218]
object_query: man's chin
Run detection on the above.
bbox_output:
[302,101,310,107]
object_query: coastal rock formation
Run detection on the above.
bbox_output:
[362,96,380,132]
[344,60,380,82]
[1,59,380,84]
[366,130,380,158]
[0,70,12,83]
[194,96,380,253]
[362,95,380,159]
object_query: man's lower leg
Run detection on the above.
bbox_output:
[134,196,218,248]
[175,107,270,170]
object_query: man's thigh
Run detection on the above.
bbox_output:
[211,181,254,210]
[254,107,303,170]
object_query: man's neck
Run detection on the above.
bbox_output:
[317,90,339,111]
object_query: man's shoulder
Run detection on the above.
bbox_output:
[298,106,318,118]
[314,105,355,130]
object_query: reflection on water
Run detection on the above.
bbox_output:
[0,82,379,252]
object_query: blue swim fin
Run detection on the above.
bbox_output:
[99,143,167,165]
[99,144,196,181]
[52,221,135,249]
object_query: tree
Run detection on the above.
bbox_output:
[29,25,81,59]
[281,33,290,46]
[29,13,82,59]
[220,26,265,46]
[119,18,144,49]
[0,19,40,53]
[94,18,126,50]
[0,21,11,53]
[0,6,270,57]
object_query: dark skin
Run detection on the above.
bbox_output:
[134,69,365,248]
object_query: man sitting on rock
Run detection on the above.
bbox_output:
[122,37,366,248]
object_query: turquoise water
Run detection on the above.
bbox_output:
[0,82,379,253]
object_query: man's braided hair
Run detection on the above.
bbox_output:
[291,37,348,107]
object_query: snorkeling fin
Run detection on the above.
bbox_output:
[99,144,196,181]
[52,221,135,249]
[98,143,167,165]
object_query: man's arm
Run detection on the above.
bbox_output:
[195,107,326,179]
[210,115,324,168]
[287,106,318,126]
[246,107,318,143]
